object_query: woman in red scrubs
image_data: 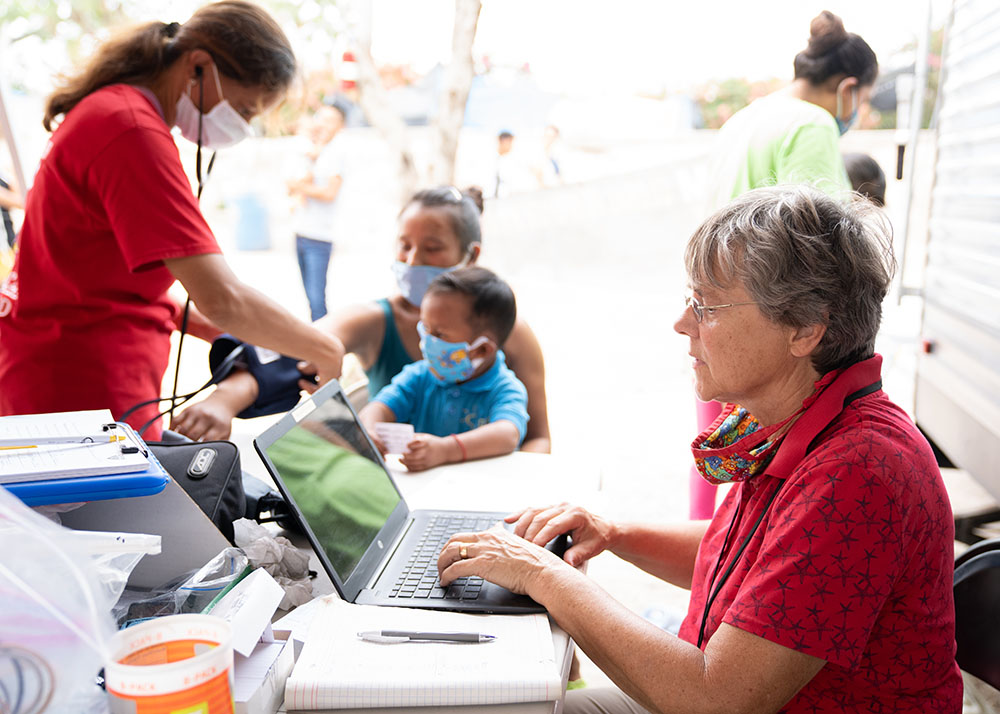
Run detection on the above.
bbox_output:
[0,1,344,439]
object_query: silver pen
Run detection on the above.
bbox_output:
[357,630,496,644]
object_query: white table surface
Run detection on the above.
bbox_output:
[269,451,599,714]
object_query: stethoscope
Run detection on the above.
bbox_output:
[123,65,217,435]
[119,343,244,437]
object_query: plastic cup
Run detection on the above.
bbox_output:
[104,614,234,714]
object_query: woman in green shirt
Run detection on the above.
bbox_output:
[693,10,879,520]
[706,10,878,209]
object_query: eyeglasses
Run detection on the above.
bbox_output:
[684,294,758,323]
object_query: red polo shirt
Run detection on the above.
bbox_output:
[0,85,220,439]
[678,355,962,712]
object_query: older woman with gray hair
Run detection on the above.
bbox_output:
[438,185,962,713]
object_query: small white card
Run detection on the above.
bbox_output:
[374,422,415,455]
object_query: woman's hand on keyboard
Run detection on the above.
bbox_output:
[505,503,615,567]
[437,524,569,599]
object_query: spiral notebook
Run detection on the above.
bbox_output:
[284,597,561,710]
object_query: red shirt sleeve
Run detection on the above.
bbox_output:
[90,125,220,272]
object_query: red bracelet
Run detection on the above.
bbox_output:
[451,433,468,462]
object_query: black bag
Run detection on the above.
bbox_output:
[242,472,302,534]
[148,434,245,543]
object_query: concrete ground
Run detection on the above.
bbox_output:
[165,128,943,692]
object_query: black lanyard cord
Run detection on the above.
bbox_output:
[697,478,786,648]
[699,492,745,621]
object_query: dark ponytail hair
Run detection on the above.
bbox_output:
[793,10,877,88]
[401,186,485,253]
[43,0,295,131]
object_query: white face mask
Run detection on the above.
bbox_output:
[175,63,254,150]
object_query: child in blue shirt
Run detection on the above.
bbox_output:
[359,267,529,471]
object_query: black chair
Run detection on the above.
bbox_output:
[956,536,1000,571]
[954,541,1000,690]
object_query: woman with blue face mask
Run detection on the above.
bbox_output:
[0,1,345,440]
[173,185,552,454]
[692,10,878,520]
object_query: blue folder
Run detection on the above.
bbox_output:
[2,424,169,506]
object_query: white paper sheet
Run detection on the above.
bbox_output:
[373,422,415,455]
[0,409,116,443]
[0,440,149,483]
[233,640,287,699]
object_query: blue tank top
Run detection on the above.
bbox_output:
[364,298,417,396]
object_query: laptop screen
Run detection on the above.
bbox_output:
[262,389,402,581]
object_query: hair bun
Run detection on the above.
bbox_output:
[462,186,485,214]
[163,21,181,38]
[806,10,848,56]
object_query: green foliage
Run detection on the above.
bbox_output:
[872,27,942,130]
[2,0,133,81]
[2,0,128,45]
[2,0,343,63]
[1,0,346,135]
[695,26,944,132]
[921,28,943,129]
[696,77,783,129]
[266,0,345,35]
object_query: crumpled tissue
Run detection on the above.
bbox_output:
[233,518,312,609]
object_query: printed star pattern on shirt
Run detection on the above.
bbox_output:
[677,357,962,713]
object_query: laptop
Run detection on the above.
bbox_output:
[253,380,566,614]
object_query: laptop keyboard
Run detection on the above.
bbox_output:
[388,515,496,601]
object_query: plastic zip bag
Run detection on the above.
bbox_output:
[174,547,250,612]
[0,488,160,713]
[113,547,250,627]
[63,530,161,611]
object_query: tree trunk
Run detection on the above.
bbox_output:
[427,0,482,187]
[349,39,420,200]
[348,0,481,197]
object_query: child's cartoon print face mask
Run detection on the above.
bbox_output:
[417,321,490,384]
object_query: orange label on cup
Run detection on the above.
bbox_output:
[120,639,217,666]
[105,616,235,714]
[110,667,233,714]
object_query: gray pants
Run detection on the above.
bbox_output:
[564,688,651,714]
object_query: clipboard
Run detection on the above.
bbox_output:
[0,413,150,484]
[2,424,168,506]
